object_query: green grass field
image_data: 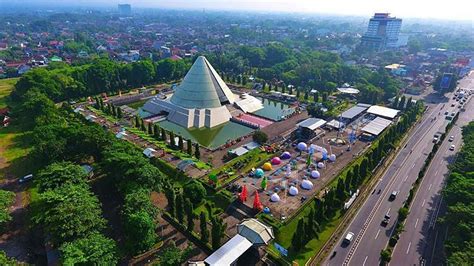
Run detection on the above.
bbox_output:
[0,78,36,179]
[127,99,148,109]
[0,78,18,109]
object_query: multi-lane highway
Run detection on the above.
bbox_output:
[325,72,473,266]
[391,73,474,265]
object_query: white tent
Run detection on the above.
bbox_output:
[311,170,320,179]
[270,193,281,202]
[317,162,325,169]
[329,154,336,162]
[301,180,314,190]
[143,147,157,158]
[115,131,127,139]
[288,186,299,196]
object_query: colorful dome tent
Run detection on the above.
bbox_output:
[301,180,314,190]
[288,186,299,196]
[255,168,265,178]
[280,152,291,160]
[262,162,273,171]
[270,193,281,202]
[297,142,308,151]
[311,170,320,179]
[271,157,282,165]
[329,154,337,162]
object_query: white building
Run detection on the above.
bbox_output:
[143,56,235,128]
[361,13,402,50]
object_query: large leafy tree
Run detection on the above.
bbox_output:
[122,188,157,219]
[183,181,207,205]
[59,232,117,265]
[37,161,88,192]
[34,184,106,245]
[123,210,156,254]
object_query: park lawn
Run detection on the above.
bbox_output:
[127,99,148,109]
[271,210,343,265]
[0,78,18,109]
[0,125,35,179]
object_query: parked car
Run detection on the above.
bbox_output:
[19,174,33,183]
[448,136,454,142]
[449,145,455,151]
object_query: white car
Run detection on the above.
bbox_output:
[448,136,454,142]
[19,174,33,183]
[343,232,355,244]
[449,145,455,151]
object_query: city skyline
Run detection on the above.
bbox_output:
[3,0,474,21]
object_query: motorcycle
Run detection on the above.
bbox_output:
[378,189,381,194]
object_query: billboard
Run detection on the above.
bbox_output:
[440,73,453,90]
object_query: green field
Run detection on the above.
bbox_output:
[0,78,18,109]
[0,78,36,179]
[127,99,149,109]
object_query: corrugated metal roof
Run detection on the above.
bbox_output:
[362,117,392,136]
[204,235,252,265]
[341,105,367,119]
[297,118,327,131]
[366,105,399,119]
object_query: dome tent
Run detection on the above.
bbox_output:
[329,154,336,162]
[262,162,273,171]
[280,152,291,160]
[270,193,280,202]
[301,180,314,190]
[311,170,320,179]
[288,186,299,196]
[271,157,282,165]
[255,168,265,178]
[297,142,307,151]
[317,162,325,169]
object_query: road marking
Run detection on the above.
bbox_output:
[415,218,419,228]
[422,199,426,207]
[343,110,442,265]
[363,256,368,266]
[375,229,380,239]
[435,170,439,176]
[428,184,432,190]
[404,175,408,182]
[387,208,391,213]
[412,163,416,169]
[406,242,412,254]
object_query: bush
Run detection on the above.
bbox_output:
[252,130,268,145]
[398,207,409,221]
[184,181,207,205]
[388,236,398,247]
[380,249,392,264]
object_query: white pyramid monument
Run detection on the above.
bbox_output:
[143,56,234,128]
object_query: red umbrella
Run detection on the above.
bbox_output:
[253,191,263,211]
